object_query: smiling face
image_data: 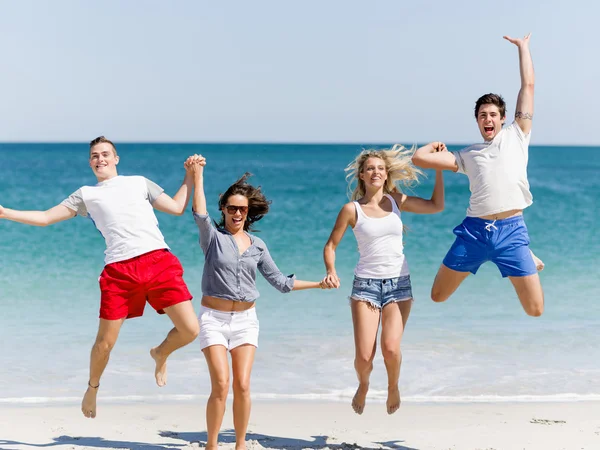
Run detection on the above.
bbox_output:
[89,142,119,181]
[359,156,388,191]
[222,194,249,234]
[476,103,506,141]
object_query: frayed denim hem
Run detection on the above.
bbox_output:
[348,295,414,310]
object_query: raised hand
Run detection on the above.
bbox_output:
[432,142,447,152]
[184,154,206,176]
[503,33,531,48]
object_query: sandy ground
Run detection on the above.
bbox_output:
[1,400,599,450]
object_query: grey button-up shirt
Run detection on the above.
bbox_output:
[194,213,295,302]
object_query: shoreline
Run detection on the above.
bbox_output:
[3,393,600,407]
[1,400,599,449]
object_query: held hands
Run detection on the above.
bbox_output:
[503,32,531,48]
[321,273,341,289]
[184,154,206,178]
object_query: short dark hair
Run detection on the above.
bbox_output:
[89,136,117,156]
[217,173,271,232]
[474,93,506,119]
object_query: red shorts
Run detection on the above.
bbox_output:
[99,249,193,320]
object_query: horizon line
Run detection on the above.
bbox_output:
[1,140,598,148]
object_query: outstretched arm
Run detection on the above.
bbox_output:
[396,170,444,214]
[322,203,355,288]
[504,33,534,134]
[411,142,458,172]
[152,163,195,216]
[0,204,75,226]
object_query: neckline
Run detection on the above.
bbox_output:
[355,194,398,220]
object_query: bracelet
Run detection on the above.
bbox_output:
[88,381,100,389]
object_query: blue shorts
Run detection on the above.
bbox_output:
[442,215,537,278]
[350,275,413,309]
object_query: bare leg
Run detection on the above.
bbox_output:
[509,273,544,316]
[203,345,230,450]
[150,300,199,386]
[530,250,544,271]
[230,344,256,450]
[431,264,471,303]
[350,300,381,415]
[82,318,125,418]
[381,300,412,415]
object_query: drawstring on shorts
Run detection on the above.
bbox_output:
[484,219,498,231]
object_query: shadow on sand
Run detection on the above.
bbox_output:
[159,429,419,450]
[0,430,418,450]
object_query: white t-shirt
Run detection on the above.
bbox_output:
[452,121,533,217]
[61,175,169,265]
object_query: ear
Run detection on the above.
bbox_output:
[115,155,120,165]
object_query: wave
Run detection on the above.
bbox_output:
[3,392,600,405]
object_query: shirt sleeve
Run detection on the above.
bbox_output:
[60,189,88,216]
[193,212,217,252]
[256,239,295,293]
[144,177,165,203]
[451,150,466,174]
[508,121,531,144]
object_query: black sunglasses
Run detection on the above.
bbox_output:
[225,205,248,214]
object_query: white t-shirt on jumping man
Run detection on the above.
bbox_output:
[452,121,533,217]
[61,175,168,265]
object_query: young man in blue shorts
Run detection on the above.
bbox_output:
[411,33,544,316]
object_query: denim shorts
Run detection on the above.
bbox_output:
[442,215,537,278]
[350,275,413,309]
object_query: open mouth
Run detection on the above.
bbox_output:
[232,218,243,224]
[484,126,494,134]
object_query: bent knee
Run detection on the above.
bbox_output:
[430,288,449,303]
[180,321,200,342]
[525,303,544,317]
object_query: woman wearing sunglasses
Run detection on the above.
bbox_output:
[186,155,327,450]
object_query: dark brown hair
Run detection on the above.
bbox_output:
[217,173,271,232]
[474,93,506,119]
[89,136,117,156]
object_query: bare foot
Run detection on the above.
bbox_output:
[352,383,369,415]
[386,386,400,415]
[150,347,168,387]
[81,385,98,418]
[531,251,544,271]
[235,443,247,450]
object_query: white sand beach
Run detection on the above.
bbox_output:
[1,400,599,450]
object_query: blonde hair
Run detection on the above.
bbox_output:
[345,144,422,200]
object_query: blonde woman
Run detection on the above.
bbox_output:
[323,144,445,415]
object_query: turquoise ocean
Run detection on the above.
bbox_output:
[0,143,598,405]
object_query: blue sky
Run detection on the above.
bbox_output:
[0,1,597,145]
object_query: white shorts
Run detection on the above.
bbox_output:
[198,305,259,351]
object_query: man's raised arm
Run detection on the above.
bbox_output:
[504,33,534,134]
[0,204,76,226]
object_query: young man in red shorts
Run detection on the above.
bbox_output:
[0,136,199,418]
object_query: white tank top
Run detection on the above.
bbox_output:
[352,194,409,279]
